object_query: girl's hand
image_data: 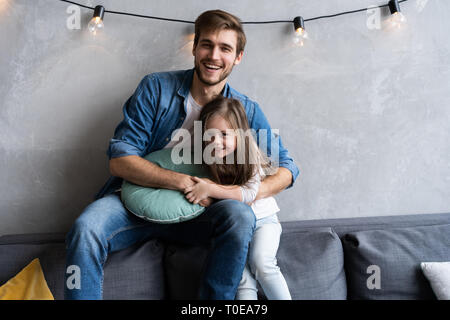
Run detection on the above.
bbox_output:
[184,176,212,204]
[199,197,214,207]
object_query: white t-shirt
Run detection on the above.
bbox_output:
[164,92,202,149]
[164,92,280,219]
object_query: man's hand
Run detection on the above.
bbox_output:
[178,174,197,191]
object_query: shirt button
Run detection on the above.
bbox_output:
[165,137,169,141]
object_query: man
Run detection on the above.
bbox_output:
[64,9,299,300]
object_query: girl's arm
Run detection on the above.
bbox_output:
[207,182,244,202]
[207,181,261,205]
[185,175,260,205]
[184,177,243,204]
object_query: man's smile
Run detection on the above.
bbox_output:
[202,62,223,72]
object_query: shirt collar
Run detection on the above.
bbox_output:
[177,68,232,99]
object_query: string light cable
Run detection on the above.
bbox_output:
[59,0,411,39]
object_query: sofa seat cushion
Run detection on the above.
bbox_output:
[0,233,166,300]
[342,224,450,299]
[163,226,347,300]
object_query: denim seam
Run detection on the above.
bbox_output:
[98,237,109,299]
[106,224,150,242]
[100,264,104,298]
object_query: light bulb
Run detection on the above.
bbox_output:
[293,16,308,47]
[88,16,104,34]
[389,11,407,29]
[88,5,105,35]
[293,28,309,47]
[387,0,406,29]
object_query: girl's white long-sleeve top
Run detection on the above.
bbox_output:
[240,167,280,220]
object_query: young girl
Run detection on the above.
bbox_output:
[184,96,292,300]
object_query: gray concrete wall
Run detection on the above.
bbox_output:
[1,0,449,235]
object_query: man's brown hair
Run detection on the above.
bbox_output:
[194,10,246,55]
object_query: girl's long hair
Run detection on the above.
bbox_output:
[199,96,274,186]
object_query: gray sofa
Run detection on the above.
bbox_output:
[1,212,449,300]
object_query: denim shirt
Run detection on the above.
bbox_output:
[95,68,299,199]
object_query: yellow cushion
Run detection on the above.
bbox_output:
[0,258,54,300]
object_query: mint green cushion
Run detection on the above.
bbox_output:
[121,148,210,224]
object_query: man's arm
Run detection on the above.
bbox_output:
[107,75,199,193]
[255,167,292,200]
[110,155,194,192]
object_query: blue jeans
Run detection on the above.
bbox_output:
[64,193,255,300]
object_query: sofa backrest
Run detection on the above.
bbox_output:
[164,212,450,300]
[1,212,449,300]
